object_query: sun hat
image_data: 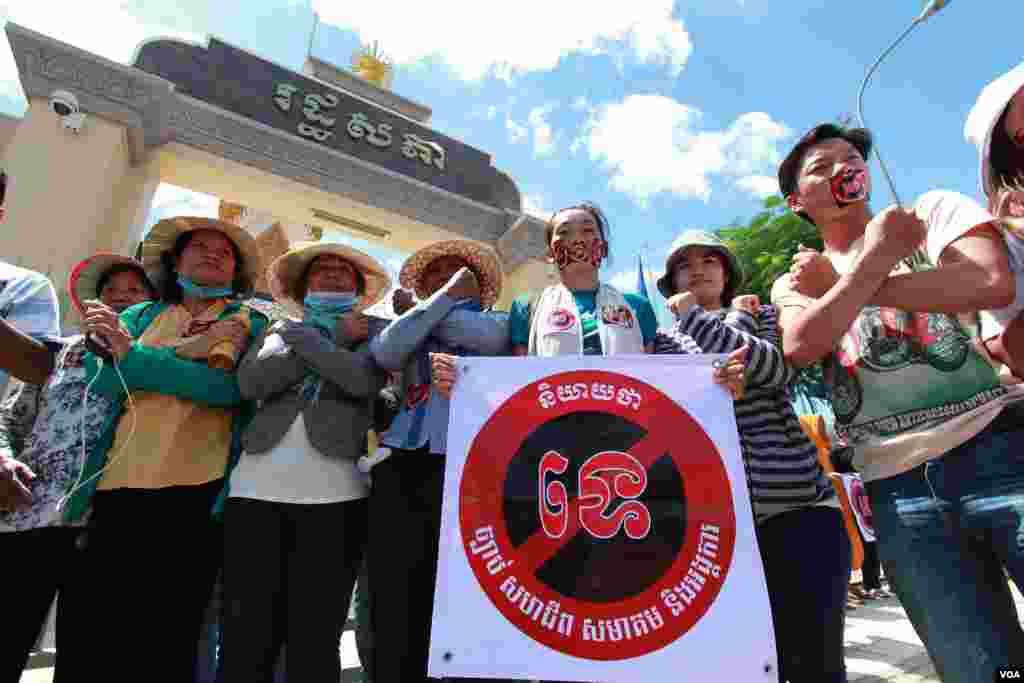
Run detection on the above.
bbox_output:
[67,253,155,314]
[269,241,392,317]
[656,230,742,300]
[140,216,263,291]
[398,239,502,309]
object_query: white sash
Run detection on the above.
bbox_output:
[527,284,644,356]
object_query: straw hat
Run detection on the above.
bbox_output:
[67,253,155,314]
[140,216,263,293]
[269,242,392,317]
[399,239,502,309]
[656,229,743,299]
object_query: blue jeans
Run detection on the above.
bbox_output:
[867,426,1024,683]
[756,507,852,683]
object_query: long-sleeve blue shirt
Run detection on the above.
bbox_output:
[369,281,510,455]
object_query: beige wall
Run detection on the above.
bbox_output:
[0,113,21,161]
[157,142,484,257]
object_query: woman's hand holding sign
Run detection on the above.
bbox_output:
[432,347,748,401]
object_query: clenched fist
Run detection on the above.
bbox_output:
[731,294,761,315]
[789,246,839,299]
[864,206,927,268]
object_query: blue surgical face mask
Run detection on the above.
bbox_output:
[303,291,358,336]
[303,291,358,315]
[177,275,233,300]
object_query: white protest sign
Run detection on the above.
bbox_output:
[429,354,777,682]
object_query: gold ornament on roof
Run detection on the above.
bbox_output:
[218,200,246,225]
[351,41,393,89]
[306,224,323,241]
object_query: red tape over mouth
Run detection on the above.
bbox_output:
[831,168,868,205]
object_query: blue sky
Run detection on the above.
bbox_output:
[1,0,1018,319]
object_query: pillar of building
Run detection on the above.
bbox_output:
[495,213,554,310]
[0,98,158,325]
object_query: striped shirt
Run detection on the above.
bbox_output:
[655,303,834,523]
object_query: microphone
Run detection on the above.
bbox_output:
[915,0,951,23]
[85,333,114,361]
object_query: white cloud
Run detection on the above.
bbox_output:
[506,117,529,144]
[608,269,638,293]
[608,267,659,293]
[578,95,792,204]
[571,96,591,112]
[312,0,691,81]
[522,193,552,220]
[506,103,559,158]
[527,103,558,158]
[735,175,779,198]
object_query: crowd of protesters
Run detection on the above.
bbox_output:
[2,60,1024,683]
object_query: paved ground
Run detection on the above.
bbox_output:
[844,581,1023,683]
[21,582,1024,682]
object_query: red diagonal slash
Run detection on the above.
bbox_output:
[515,428,673,574]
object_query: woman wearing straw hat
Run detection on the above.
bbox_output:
[0,253,155,682]
[220,242,390,683]
[654,229,850,683]
[70,217,268,681]
[366,238,510,683]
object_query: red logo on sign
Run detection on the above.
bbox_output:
[600,305,635,329]
[541,450,651,540]
[546,307,576,333]
[460,370,736,661]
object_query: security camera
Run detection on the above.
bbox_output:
[50,90,79,117]
[49,90,86,133]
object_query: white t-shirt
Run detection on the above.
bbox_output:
[229,414,369,504]
[773,191,1024,483]
[978,230,1024,341]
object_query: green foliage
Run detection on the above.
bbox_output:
[717,195,823,305]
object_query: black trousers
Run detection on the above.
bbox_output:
[69,480,224,682]
[367,449,445,683]
[221,496,368,683]
[0,527,85,683]
[861,539,882,591]
[756,507,852,683]
[367,450,522,683]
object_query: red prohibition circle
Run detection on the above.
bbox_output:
[459,370,736,661]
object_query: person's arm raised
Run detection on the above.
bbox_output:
[778,207,920,367]
[369,268,479,371]
[868,224,1014,313]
